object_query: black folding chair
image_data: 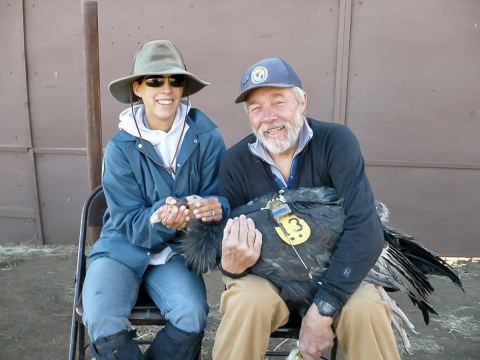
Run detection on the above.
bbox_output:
[266,310,338,359]
[68,185,166,360]
[68,185,338,359]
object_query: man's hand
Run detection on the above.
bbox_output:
[221,215,262,274]
[298,304,335,360]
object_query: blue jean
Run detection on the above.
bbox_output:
[82,254,208,341]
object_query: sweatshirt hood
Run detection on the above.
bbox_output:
[118,101,191,146]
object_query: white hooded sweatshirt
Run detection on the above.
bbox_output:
[118,101,191,179]
[117,101,191,265]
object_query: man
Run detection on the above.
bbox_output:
[212,58,400,360]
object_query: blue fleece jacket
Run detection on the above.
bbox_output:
[88,108,230,278]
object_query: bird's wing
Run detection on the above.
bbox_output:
[247,201,344,310]
[177,186,464,323]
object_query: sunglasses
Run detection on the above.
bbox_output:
[143,75,186,88]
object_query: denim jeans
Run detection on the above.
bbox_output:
[82,254,208,341]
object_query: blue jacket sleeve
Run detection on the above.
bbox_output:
[314,126,385,309]
[102,142,177,250]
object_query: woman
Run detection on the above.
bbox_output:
[82,40,229,360]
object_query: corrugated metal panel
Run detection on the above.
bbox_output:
[367,165,479,256]
[1,0,477,255]
[21,0,342,245]
[96,0,340,147]
[0,1,31,147]
[345,0,479,255]
[23,0,86,149]
[0,152,37,245]
[0,218,36,245]
[0,152,35,209]
[347,0,480,164]
[35,154,89,244]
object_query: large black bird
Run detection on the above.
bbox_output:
[172,187,464,352]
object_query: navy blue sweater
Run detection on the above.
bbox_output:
[218,118,384,310]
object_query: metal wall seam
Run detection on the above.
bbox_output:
[366,160,480,170]
[0,206,36,219]
[33,148,88,155]
[28,149,44,245]
[333,0,353,125]
[22,0,44,245]
[0,146,29,153]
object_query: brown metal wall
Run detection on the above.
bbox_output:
[367,166,480,256]
[347,0,480,164]
[96,0,340,148]
[0,0,478,255]
[346,0,480,255]
[0,1,39,244]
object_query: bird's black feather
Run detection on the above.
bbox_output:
[175,187,463,322]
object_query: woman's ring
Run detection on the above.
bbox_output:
[212,210,215,217]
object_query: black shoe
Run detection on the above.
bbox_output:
[89,329,144,360]
[144,321,203,360]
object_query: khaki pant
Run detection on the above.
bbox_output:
[212,275,400,360]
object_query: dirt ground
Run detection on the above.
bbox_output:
[0,245,479,360]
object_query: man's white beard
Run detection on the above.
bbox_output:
[253,112,304,155]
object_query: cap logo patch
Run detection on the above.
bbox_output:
[251,66,268,84]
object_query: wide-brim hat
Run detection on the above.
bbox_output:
[109,40,209,104]
[235,58,302,103]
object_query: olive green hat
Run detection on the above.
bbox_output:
[108,40,209,104]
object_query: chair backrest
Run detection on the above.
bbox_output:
[78,185,107,246]
[74,185,106,296]
[84,185,107,228]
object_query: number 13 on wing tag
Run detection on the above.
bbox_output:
[274,214,311,245]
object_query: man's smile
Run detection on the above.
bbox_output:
[266,126,285,135]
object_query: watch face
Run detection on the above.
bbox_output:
[321,301,335,314]
[315,299,338,317]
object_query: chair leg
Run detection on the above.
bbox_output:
[79,324,85,360]
[330,337,338,360]
[265,350,291,357]
[68,317,78,360]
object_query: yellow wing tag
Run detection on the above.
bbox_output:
[274,214,311,245]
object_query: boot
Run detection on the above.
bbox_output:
[144,321,203,360]
[89,329,144,360]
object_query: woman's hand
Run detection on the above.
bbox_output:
[152,197,191,231]
[192,197,223,222]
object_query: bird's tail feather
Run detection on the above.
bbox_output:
[175,220,224,274]
[382,245,437,325]
[399,239,464,292]
[383,226,464,292]
[377,230,464,325]
[388,244,434,294]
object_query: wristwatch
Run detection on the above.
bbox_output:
[313,298,340,319]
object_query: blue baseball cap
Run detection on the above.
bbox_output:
[234,58,302,103]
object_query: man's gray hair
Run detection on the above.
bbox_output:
[291,86,306,105]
